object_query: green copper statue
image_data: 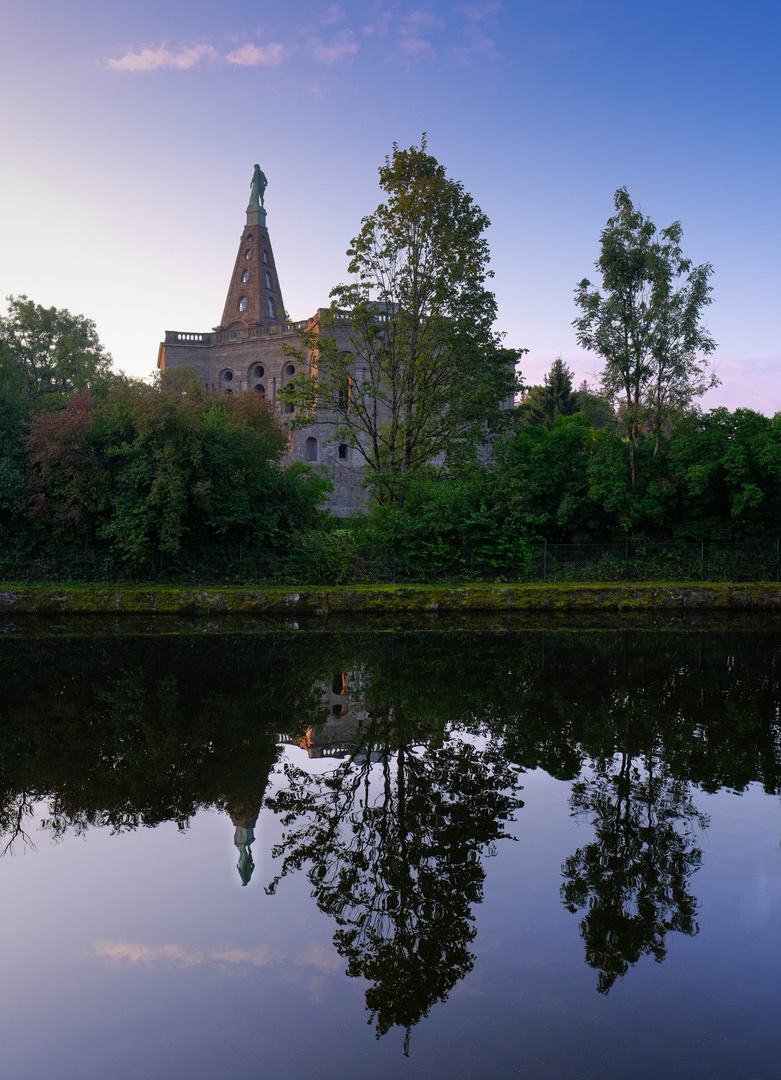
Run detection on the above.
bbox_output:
[250,164,268,208]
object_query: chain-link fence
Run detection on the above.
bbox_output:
[3,537,781,585]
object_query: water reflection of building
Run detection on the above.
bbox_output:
[230,672,375,885]
[277,671,371,760]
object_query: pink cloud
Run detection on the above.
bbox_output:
[322,4,346,23]
[456,2,502,21]
[225,42,285,66]
[309,29,358,64]
[105,43,216,72]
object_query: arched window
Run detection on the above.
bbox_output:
[242,269,249,283]
[338,443,347,460]
[255,384,265,397]
[332,672,345,695]
[265,271,272,289]
[263,249,269,264]
[268,297,276,318]
[238,296,247,312]
[305,437,317,462]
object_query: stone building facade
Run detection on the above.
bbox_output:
[157,179,366,514]
[158,169,516,515]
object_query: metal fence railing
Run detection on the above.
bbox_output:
[2,538,781,586]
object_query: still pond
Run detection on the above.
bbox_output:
[1,623,780,1079]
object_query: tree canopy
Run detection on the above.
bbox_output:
[573,188,717,485]
[0,294,113,402]
[281,137,523,507]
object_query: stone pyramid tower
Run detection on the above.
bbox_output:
[214,164,287,331]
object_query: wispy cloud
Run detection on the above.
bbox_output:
[95,940,280,968]
[225,42,285,66]
[322,4,346,23]
[105,43,217,72]
[105,39,285,72]
[456,2,502,21]
[95,938,343,975]
[308,29,359,64]
[362,11,392,37]
[398,10,444,58]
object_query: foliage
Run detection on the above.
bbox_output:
[666,408,781,538]
[266,711,523,1044]
[574,188,718,485]
[23,369,331,567]
[519,356,579,428]
[281,138,524,507]
[0,294,113,402]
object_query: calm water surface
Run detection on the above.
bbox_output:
[1,625,780,1079]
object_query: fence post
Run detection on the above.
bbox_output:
[543,539,547,582]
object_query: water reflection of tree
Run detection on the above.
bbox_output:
[265,711,523,1050]
[561,746,708,994]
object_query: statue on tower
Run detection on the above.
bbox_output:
[249,164,268,208]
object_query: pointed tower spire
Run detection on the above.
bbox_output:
[214,164,286,331]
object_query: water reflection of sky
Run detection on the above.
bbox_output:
[1,764,780,1079]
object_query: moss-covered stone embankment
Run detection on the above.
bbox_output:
[2,581,781,616]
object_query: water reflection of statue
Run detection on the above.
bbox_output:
[228,801,261,886]
[265,709,523,1052]
[561,752,708,994]
[249,164,268,208]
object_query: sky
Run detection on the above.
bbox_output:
[1,0,779,412]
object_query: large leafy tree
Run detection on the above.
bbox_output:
[282,138,523,508]
[573,188,717,486]
[0,295,113,401]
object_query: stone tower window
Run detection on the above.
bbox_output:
[244,249,252,260]
[265,271,272,289]
[268,297,276,318]
[242,269,249,283]
[238,296,247,312]
[246,234,253,242]
[221,370,233,383]
[305,437,317,462]
[263,250,269,264]
[338,443,347,460]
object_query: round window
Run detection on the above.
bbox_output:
[285,364,295,376]
[221,370,233,382]
[255,365,265,378]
